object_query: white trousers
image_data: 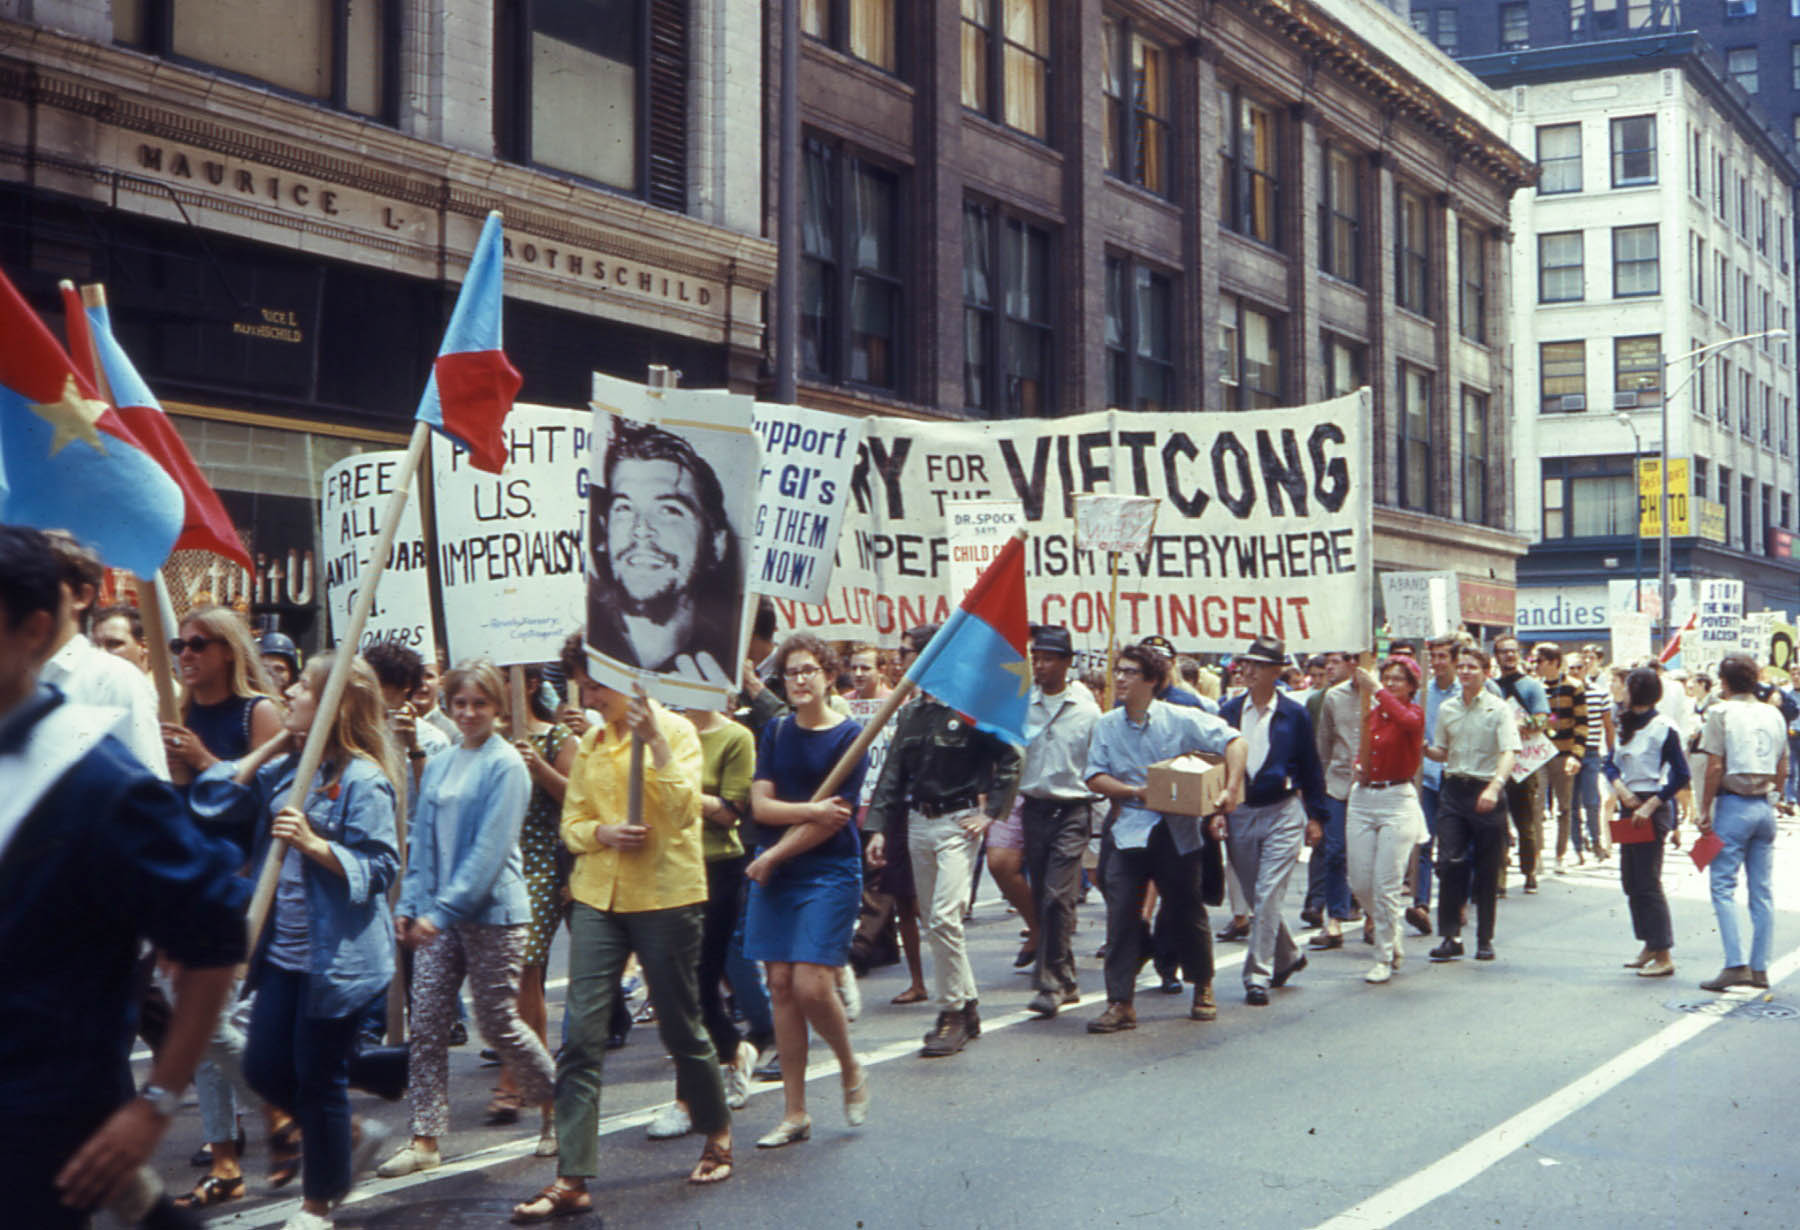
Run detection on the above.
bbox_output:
[1346,782,1426,966]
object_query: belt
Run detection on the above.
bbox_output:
[1362,779,1412,790]
[1446,773,1490,788]
[914,793,980,819]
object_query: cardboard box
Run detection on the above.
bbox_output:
[1143,754,1228,816]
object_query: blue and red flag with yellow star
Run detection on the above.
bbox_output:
[0,266,182,576]
[415,210,522,474]
[905,531,1031,744]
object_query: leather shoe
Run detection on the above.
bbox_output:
[1013,944,1037,969]
[1244,985,1270,1006]
[1699,965,1754,992]
[1190,983,1217,1021]
[1622,946,1652,969]
[1271,954,1306,987]
[1216,917,1252,942]
[1751,970,1770,988]
[1158,975,1184,994]
[1309,931,1344,950]
[1637,954,1675,978]
[1404,906,1433,936]
[921,1010,971,1056]
[1299,905,1323,928]
[1086,1002,1137,1033]
[1429,938,1464,962]
[1026,990,1060,1019]
[1474,942,1496,961]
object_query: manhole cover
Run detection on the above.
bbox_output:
[1666,996,1798,1021]
[357,1199,601,1228]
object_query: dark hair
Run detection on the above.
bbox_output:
[1492,634,1520,653]
[1617,668,1663,742]
[522,665,558,722]
[1119,642,1168,688]
[903,624,939,653]
[1177,655,1200,684]
[1718,653,1759,696]
[92,603,145,643]
[752,596,778,644]
[0,525,62,630]
[1536,642,1562,662]
[1456,645,1491,672]
[593,415,738,594]
[771,632,839,685]
[559,631,587,684]
[361,641,425,693]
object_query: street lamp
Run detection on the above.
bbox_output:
[1616,411,1643,613]
[1656,328,1787,651]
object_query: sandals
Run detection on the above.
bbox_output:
[688,1140,733,1185]
[173,1173,245,1208]
[268,1122,303,1189]
[890,987,928,1005]
[511,1179,593,1224]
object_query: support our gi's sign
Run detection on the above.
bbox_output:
[319,450,436,658]
[432,405,589,666]
[772,391,1373,654]
[749,403,864,603]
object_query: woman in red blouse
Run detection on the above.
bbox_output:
[1346,656,1427,984]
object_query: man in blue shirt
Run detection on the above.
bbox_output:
[1083,643,1244,1032]
[1217,636,1330,1006]
[1493,634,1550,894]
[1409,636,1458,934]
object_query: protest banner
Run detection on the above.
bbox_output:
[320,449,437,659]
[585,371,758,709]
[1690,579,1744,674]
[1379,570,1462,640]
[946,500,1025,601]
[749,402,864,603]
[772,390,1374,654]
[1610,610,1652,666]
[1741,610,1781,665]
[431,404,588,666]
[1074,493,1160,554]
[1509,698,1558,781]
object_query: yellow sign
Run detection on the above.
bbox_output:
[1637,458,1691,536]
[1698,499,1727,543]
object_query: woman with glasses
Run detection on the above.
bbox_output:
[740,634,870,1147]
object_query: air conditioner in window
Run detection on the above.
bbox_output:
[1560,393,1587,411]
[1614,391,1639,409]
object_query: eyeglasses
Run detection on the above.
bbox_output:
[169,635,219,656]
[1113,665,1142,678]
[782,664,821,681]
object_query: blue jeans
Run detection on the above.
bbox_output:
[1573,750,1604,854]
[1415,783,1440,908]
[1319,795,1353,921]
[1709,794,1777,970]
[243,967,368,1204]
[1786,737,1800,804]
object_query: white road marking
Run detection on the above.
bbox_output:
[1310,945,1800,1230]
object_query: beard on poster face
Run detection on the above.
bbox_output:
[597,457,729,616]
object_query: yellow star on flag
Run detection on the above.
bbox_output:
[30,373,109,456]
[1002,655,1032,698]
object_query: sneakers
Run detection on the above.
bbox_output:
[1429,938,1465,962]
[1699,965,1755,992]
[1086,1002,1137,1033]
[722,1041,755,1110]
[375,1142,440,1178]
[836,966,862,1022]
[279,1211,334,1230]
[1365,961,1393,984]
[921,1010,971,1056]
[646,1102,692,1139]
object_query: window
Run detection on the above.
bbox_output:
[1540,340,1586,412]
[1398,364,1433,513]
[1762,383,1773,445]
[1220,89,1280,247]
[1793,41,1800,89]
[1540,457,1636,539]
[1758,196,1769,253]
[1720,358,1733,423]
[1783,491,1792,528]
[1459,224,1486,342]
[1762,289,1772,345]
[1613,335,1661,406]
[1717,254,1729,322]
[800,138,903,391]
[961,0,1049,140]
[1104,255,1175,411]
[1691,127,1705,197]
[1693,234,1706,306]
[1462,387,1490,525]
[1742,369,1754,436]
[801,0,898,72]
[1324,334,1366,397]
[1742,476,1754,549]
[1433,8,1458,53]
[1537,123,1582,194]
[1612,224,1659,297]
[1218,294,1284,410]
[1539,231,1584,302]
[1396,187,1431,315]
[1727,0,1757,16]
[1763,484,1775,551]
[1783,395,1793,455]
[1728,47,1759,93]
[1781,217,1790,273]
[1716,153,1728,217]
[963,200,1054,416]
[1719,465,1732,541]
[1739,176,1749,236]
[1693,337,1708,416]
[116,0,394,120]
[1610,115,1656,186]
[1319,145,1362,283]
[1783,306,1791,365]
[1102,17,1171,196]
[1500,2,1530,48]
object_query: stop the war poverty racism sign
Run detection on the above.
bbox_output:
[773,391,1373,653]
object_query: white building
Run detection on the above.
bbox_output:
[1465,33,1800,638]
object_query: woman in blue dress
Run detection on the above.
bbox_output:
[742,634,870,1147]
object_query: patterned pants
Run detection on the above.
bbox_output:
[406,922,554,1137]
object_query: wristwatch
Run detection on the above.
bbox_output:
[138,1082,181,1119]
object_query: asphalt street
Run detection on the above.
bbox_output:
[146,819,1800,1230]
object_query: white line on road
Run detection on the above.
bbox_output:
[1309,945,1800,1230]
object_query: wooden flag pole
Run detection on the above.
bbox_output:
[71,281,181,723]
[509,665,531,741]
[809,679,916,804]
[244,420,433,951]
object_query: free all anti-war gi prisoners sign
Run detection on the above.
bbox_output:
[773,391,1373,654]
[320,450,437,660]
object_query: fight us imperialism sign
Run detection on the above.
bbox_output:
[774,391,1373,654]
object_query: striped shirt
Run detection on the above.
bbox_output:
[1545,675,1588,756]
[1583,680,1612,752]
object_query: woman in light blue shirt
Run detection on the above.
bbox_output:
[378,661,558,1175]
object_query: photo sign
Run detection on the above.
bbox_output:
[319,450,437,659]
[749,403,865,603]
[432,405,589,667]
[772,390,1374,653]
[946,500,1025,601]
[1379,570,1462,640]
[584,372,759,709]
[1073,493,1160,554]
[1691,578,1744,673]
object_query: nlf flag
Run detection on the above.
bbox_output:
[63,285,252,571]
[906,532,1031,745]
[0,266,182,577]
[415,211,522,473]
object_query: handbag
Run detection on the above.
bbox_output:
[347,1032,409,1101]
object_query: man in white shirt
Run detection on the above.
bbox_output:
[37,533,167,779]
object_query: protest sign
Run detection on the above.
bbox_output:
[1509,698,1558,781]
[946,500,1025,601]
[772,390,1374,654]
[1074,494,1160,553]
[1741,610,1781,665]
[1379,570,1462,640]
[846,695,897,808]
[320,450,436,658]
[584,372,759,709]
[432,405,589,666]
[1769,620,1798,672]
[1691,579,1744,674]
[1610,610,1652,666]
[749,403,864,603]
